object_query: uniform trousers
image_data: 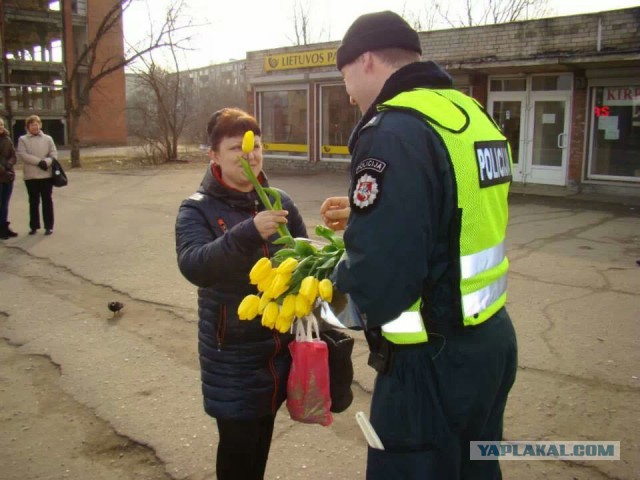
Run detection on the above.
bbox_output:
[24,178,54,231]
[367,308,517,480]
[215,414,276,480]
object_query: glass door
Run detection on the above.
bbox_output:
[525,94,570,185]
[489,75,573,186]
[490,99,525,182]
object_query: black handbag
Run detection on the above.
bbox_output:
[319,329,355,413]
[51,158,68,187]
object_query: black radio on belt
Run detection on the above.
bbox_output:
[365,328,394,375]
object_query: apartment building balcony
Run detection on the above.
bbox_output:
[3,5,61,25]
[7,59,65,75]
[0,83,66,116]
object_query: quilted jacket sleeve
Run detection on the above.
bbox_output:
[175,200,263,289]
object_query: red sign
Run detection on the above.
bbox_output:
[603,87,640,106]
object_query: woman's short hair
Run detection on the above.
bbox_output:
[25,114,42,128]
[207,108,260,151]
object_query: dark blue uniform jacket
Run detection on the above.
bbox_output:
[336,61,464,329]
[175,164,307,419]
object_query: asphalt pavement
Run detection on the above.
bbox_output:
[0,163,638,480]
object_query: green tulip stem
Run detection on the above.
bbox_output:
[239,156,292,241]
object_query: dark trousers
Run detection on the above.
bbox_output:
[215,414,276,480]
[0,181,13,225]
[25,178,54,231]
[367,308,518,480]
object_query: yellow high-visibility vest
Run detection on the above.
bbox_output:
[378,88,512,345]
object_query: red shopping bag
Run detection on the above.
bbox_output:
[286,315,333,426]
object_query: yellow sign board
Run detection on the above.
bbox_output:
[263,143,308,153]
[321,145,349,155]
[265,49,337,72]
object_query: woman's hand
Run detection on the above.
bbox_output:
[320,196,350,231]
[254,209,289,240]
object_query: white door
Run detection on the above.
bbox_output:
[488,75,572,186]
[524,93,571,186]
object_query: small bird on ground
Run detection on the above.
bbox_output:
[108,301,124,317]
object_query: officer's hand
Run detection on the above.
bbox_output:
[37,160,48,171]
[254,209,288,240]
[320,196,350,231]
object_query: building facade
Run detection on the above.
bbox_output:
[245,7,640,195]
[183,59,246,93]
[0,0,127,146]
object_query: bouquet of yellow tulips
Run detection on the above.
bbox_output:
[236,130,345,333]
[238,225,344,332]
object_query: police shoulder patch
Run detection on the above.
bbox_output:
[350,157,387,212]
[474,140,512,188]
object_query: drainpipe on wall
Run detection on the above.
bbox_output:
[597,17,603,52]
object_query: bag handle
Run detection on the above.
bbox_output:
[294,314,321,342]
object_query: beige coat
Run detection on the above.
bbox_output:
[17,132,58,181]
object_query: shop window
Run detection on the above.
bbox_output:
[532,75,572,91]
[259,89,308,157]
[588,85,640,180]
[319,84,360,160]
[490,78,526,92]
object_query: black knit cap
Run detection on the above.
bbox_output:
[336,11,422,70]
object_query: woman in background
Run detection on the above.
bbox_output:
[0,117,18,239]
[16,114,57,235]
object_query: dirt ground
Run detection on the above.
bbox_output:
[0,159,639,479]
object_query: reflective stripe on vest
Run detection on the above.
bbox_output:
[381,299,427,344]
[463,274,507,318]
[460,241,505,280]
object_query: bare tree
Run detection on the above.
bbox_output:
[183,79,247,146]
[63,0,192,167]
[401,1,438,32]
[287,0,328,46]
[128,31,192,164]
[432,0,549,28]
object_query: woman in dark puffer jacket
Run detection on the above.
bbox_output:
[175,108,307,480]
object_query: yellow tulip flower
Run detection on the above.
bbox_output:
[258,293,272,314]
[275,313,295,334]
[295,294,312,318]
[318,279,334,303]
[257,269,276,293]
[299,276,319,304]
[281,294,296,319]
[268,272,291,299]
[276,257,299,274]
[241,130,255,154]
[249,257,272,285]
[262,301,279,329]
[238,294,260,320]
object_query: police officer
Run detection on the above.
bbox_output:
[320,11,518,480]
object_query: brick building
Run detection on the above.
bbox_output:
[245,7,640,196]
[0,0,126,146]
